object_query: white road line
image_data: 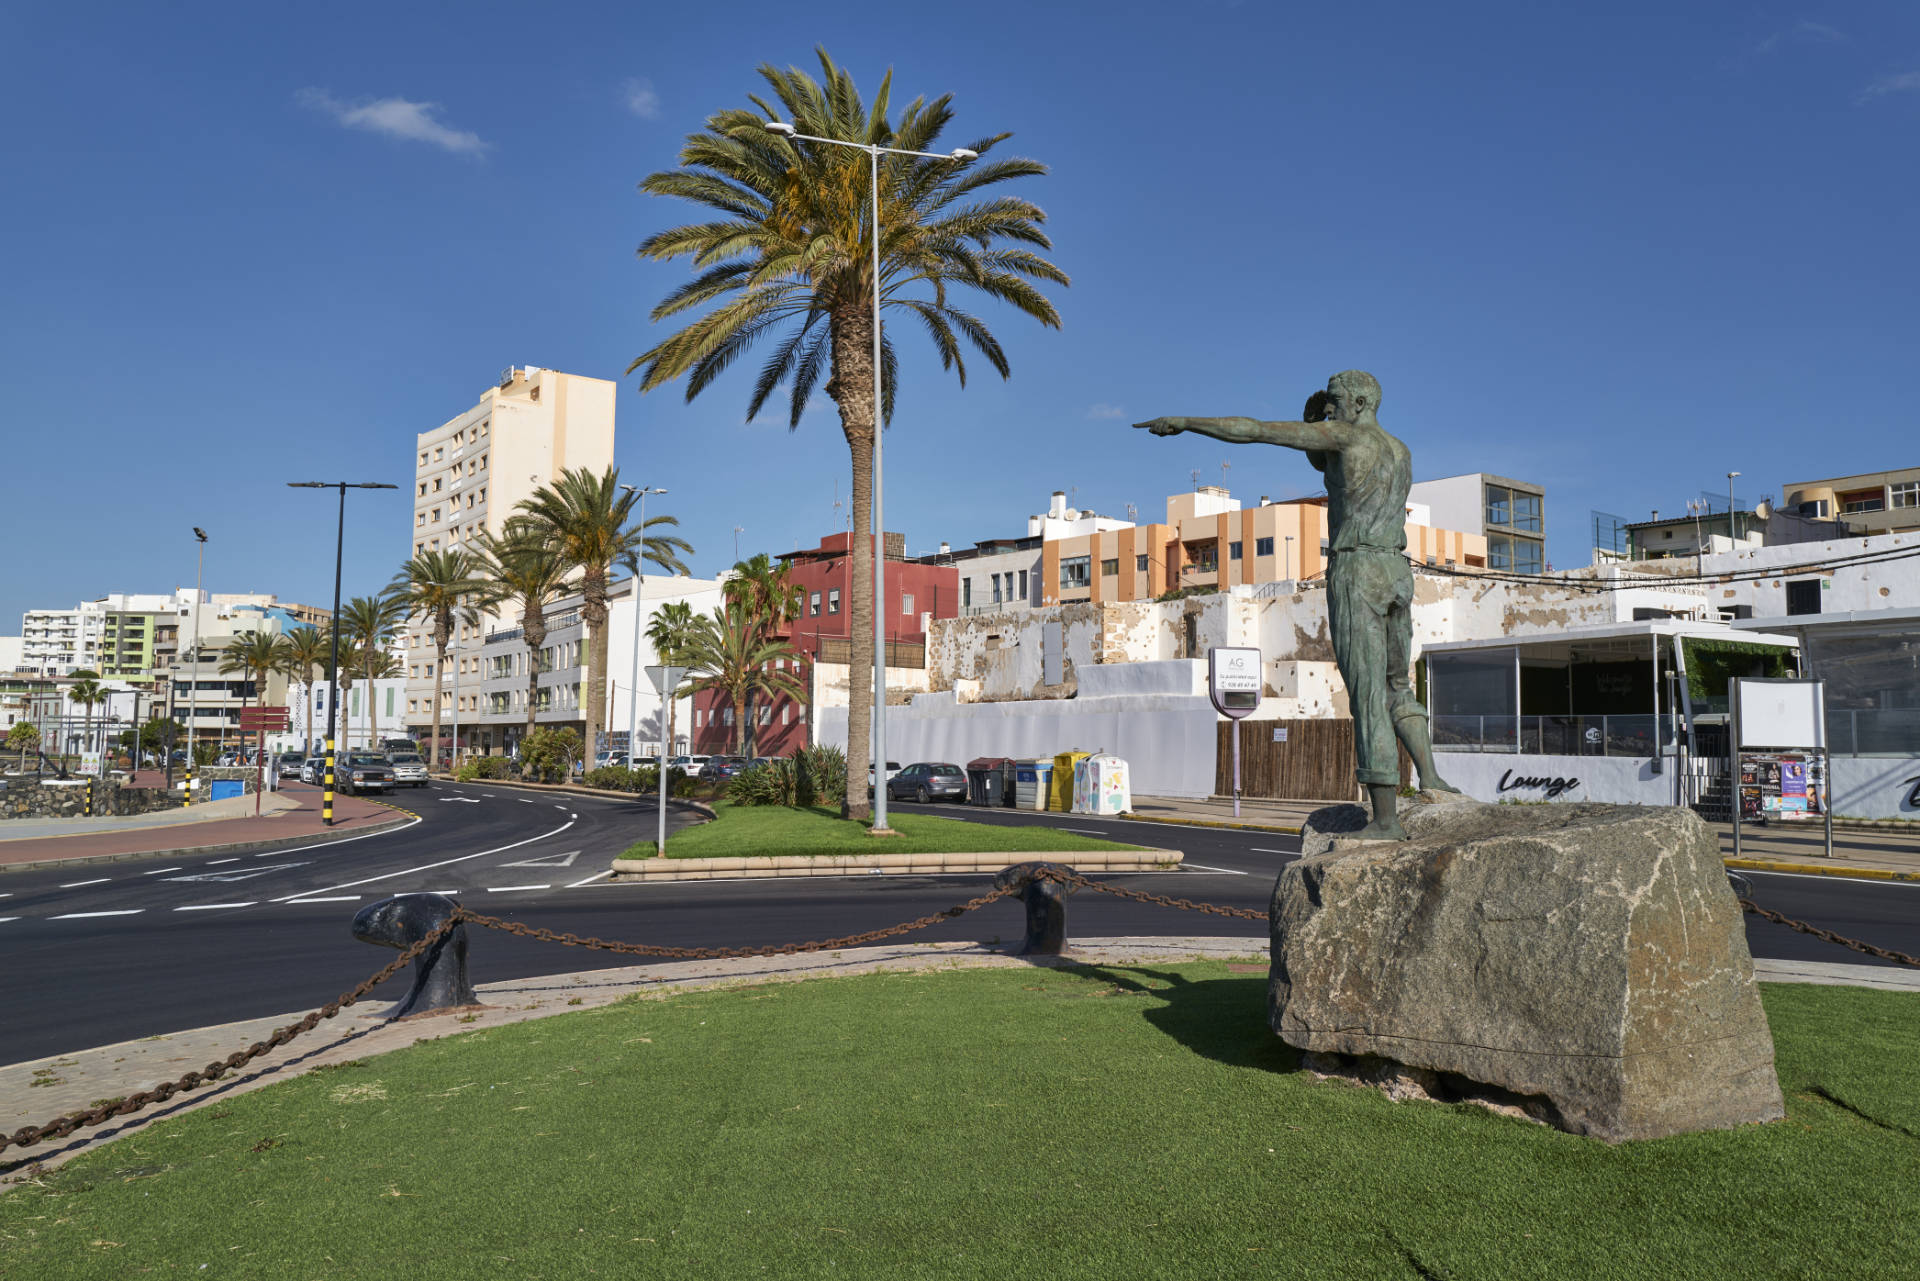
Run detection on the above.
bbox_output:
[412,889,463,896]
[482,793,496,798]
[233,812,424,861]
[1181,862,1251,876]
[206,857,240,865]
[569,812,578,819]
[141,867,183,875]
[175,902,258,911]
[51,909,144,919]
[1743,869,1920,888]
[1249,847,1292,854]
[520,799,534,804]
[486,884,551,893]
[285,895,361,904]
[554,804,567,810]
[565,870,613,888]
[268,818,574,903]
[0,917,17,923]
[0,892,10,899]
[1062,828,1106,835]
[59,877,110,888]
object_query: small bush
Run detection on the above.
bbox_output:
[794,744,847,808]
[584,766,646,793]
[455,756,508,782]
[728,758,797,807]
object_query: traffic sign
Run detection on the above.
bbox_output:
[239,706,290,731]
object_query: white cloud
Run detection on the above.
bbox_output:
[623,78,662,120]
[1858,69,1920,103]
[1085,403,1127,420]
[297,88,489,155]
[1752,20,1846,56]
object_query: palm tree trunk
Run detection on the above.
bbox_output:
[582,570,608,773]
[830,304,875,820]
[732,690,747,757]
[431,616,450,773]
[362,642,378,750]
[523,608,548,759]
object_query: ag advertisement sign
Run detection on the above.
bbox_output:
[1208,648,1262,719]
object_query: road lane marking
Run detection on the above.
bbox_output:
[1742,869,1920,888]
[164,862,310,884]
[486,884,551,892]
[51,909,144,919]
[503,850,579,869]
[175,902,258,911]
[569,812,578,819]
[565,870,613,888]
[0,917,16,922]
[440,797,481,804]
[206,857,240,865]
[482,793,496,797]
[1062,828,1106,835]
[412,889,463,896]
[1181,863,1251,876]
[141,867,183,875]
[520,799,534,804]
[1249,848,1292,854]
[59,878,110,888]
[267,819,574,903]
[554,804,567,810]
[0,893,10,898]
[285,895,361,903]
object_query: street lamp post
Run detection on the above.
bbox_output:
[620,485,667,770]
[289,482,398,825]
[1726,472,1742,548]
[764,118,977,832]
[184,528,207,804]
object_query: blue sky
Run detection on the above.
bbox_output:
[4,1,1916,627]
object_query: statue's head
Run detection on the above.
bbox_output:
[1322,370,1382,424]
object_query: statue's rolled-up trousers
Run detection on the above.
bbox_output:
[1326,547,1428,788]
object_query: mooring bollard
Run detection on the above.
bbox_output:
[993,861,1074,956]
[351,894,477,1018]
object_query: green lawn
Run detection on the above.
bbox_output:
[626,800,1146,860]
[4,967,1917,1279]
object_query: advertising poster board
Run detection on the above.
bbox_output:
[1730,678,1832,857]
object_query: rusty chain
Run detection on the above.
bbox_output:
[1,917,461,1156]
[449,885,1017,958]
[1740,898,1920,969]
[1033,866,1268,920]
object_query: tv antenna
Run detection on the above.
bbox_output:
[1125,503,1137,522]
[1190,469,1202,488]
[1221,460,1232,489]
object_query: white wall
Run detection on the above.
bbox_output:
[601,577,727,754]
[1700,530,1920,618]
[1830,757,1920,821]
[1437,752,1677,806]
[1407,474,1485,537]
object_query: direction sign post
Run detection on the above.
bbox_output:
[1208,648,1263,818]
[645,666,688,856]
[238,706,290,815]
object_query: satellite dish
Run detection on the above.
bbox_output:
[1754,500,1772,520]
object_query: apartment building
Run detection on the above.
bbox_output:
[1038,487,1486,606]
[402,365,618,753]
[1783,467,1920,537]
[1407,473,1547,573]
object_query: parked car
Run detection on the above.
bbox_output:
[387,752,429,787]
[705,756,751,781]
[866,760,903,791]
[300,757,327,785]
[670,755,711,778]
[276,753,305,778]
[887,762,969,804]
[336,752,394,795]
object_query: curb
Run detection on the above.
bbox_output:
[0,810,416,874]
[1724,857,1920,884]
[462,776,716,820]
[1122,812,1303,835]
[610,848,1184,882]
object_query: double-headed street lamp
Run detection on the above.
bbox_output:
[763,118,976,832]
[1726,471,1742,547]
[620,484,667,766]
[288,482,398,825]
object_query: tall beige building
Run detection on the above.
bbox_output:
[402,366,616,753]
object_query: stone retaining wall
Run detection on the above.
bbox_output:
[0,776,183,820]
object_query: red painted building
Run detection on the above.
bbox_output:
[690,532,959,757]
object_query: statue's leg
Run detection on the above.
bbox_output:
[1383,592,1457,793]
[1330,554,1406,840]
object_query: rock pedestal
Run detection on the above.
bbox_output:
[1270,794,1784,1141]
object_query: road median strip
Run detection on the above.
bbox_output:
[610,847,1183,881]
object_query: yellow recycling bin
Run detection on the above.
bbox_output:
[1049,750,1091,811]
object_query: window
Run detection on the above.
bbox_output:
[828,589,840,614]
[478,454,487,470]
[1018,569,1028,598]
[416,511,426,527]
[1101,558,1119,577]
[1485,485,1512,528]
[1799,499,1831,519]
[1893,482,1919,510]
[432,478,442,493]
[1840,489,1885,514]
[782,705,791,724]
[431,507,441,523]
[809,591,821,616]
[1488,534,1511,570]
[1255,536,1274,556]
[1511,492,1543,533]
[478,486,486,504]
[1228,542,1242,561]
[1513,538,1544,575]
[1060,556,1091,589]
[1135,555,1147,573]
[419,451,429,466]
[962,578,971,608]
[901,593,914,615]
[417,482,427,496]
[434,447,444,462]
[1786,578,1822,616]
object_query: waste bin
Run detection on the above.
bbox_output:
[1049,751,1091,811]
[967,756,1013,807]
[1014,759,1053,810]
[1072,753,1132,815]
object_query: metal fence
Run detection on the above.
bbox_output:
[1431,714,1674,758]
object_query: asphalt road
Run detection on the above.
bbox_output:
[2,782,1914,1063]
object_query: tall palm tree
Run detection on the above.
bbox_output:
[338,596,407,750]
[67,671,106,764]
[723,552,805,752]
[516,468,690,767]
[683,599,807,757]
[475,518,575,755]
[645,599,701,757]
[629,48,1066,816]
[388,549,489,772]
[218,631,284,754]
[279,626,330,754]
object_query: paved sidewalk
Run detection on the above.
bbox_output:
[1124,794,1920,883]
[0,784,411,871]
[6,933,1913,1177]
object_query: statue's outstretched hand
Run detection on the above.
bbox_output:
[1134,417,1187,437]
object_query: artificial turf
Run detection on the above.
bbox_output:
[3,967,1916,1279]
[628,800,1146,860]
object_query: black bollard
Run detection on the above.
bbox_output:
[351,894,478,1018]
[993,861,1074,956]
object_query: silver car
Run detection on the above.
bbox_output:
[387,752,430,787]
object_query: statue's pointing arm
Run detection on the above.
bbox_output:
[1133,415,1344,455]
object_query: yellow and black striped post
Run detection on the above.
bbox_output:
[182,759,193,808]
[323,736,335,826]
[84,777,95,817]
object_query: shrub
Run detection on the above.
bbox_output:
[455,756,508,782]
[584,766,645,792]
[728,758,797,806]
[794,744,847,808]
[520,727,582,783]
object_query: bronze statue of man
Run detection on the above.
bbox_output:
[1136,370,1455,839]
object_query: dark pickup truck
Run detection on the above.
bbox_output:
[337,752,395,795]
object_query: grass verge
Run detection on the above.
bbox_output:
[624,800,1144,860]
[3,968,1916,1279]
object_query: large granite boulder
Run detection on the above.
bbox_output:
[1270,794,1783,1142]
